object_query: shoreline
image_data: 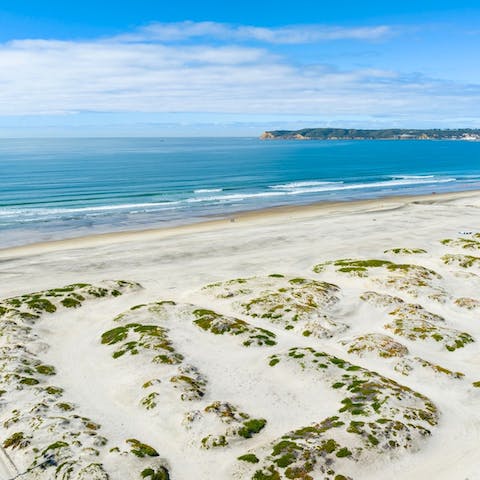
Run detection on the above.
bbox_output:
[2,180,480,479]
[2,188,479,258]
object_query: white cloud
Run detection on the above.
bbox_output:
[0,24,478,122]
[123,21,393,44]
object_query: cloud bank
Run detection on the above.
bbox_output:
[0,21,478,126]
[121,21,393,43]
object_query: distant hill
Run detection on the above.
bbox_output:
[260,128,480,140]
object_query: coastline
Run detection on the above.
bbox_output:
[2,137,479,252]
[2,182,480,479]
[2,188,479,258]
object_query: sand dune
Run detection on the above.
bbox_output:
[0,191,480,479]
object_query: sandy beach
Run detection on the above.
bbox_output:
[1,189,480,479]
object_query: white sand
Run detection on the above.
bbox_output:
[1,190,480,479]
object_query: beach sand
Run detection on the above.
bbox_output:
[1,190,480,479]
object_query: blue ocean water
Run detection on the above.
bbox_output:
[1,137,480,247]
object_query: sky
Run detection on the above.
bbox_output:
[0,1,479,136]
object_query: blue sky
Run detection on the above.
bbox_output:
[0,1,479,136]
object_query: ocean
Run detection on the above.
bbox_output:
[1,137,480,248]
